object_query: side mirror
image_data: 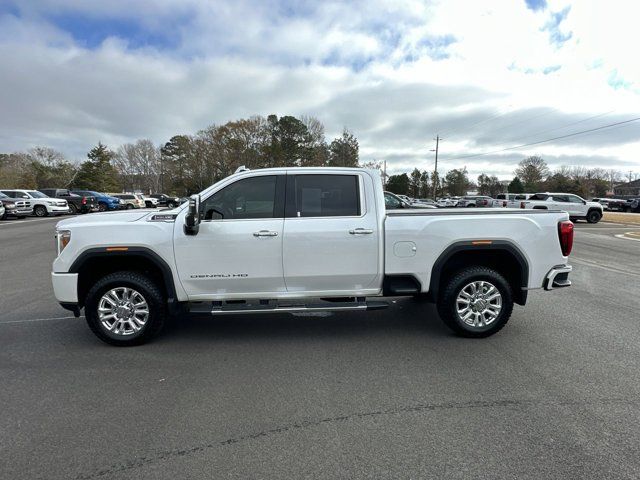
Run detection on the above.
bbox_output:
[184,194,201,236]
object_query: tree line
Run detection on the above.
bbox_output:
[0,114,360,195]
[0,118,626,200]
[385,156,625,199]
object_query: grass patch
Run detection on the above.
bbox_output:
[603,212,640,225]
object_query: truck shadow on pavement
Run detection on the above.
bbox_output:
[159,298,453,344]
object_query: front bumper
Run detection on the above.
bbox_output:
[544,265,572,290]
[49,206,70,215]
[52,272,79,303]
[6,207,33,216]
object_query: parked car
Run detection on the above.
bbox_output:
[142,195,159,208]
[52,167,574,346]
[384,191,437,209]
[591,198,626,212]
[492,193,534,208]
[521,193,603,223]
[71,190,123,212]
[457,196,493,207]
[134,194,150,208]
[436,197,458,208]
[150,194,182,208]
[109,194,145,209]
[416,198,438,207]
[625,198,640,213]
[0,192,33,219]
[0,189,68,216]
[39,188,98,214]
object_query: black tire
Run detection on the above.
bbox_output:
[84,271,167,346]
[68,203,78,215]
[437,266,514,338]
[98,202,107,212]
[126,203,134,209]
[167,202,176,209]
[586,209,602,224]
[34,205,48,217]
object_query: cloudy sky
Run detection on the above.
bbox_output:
[1,0,639,179]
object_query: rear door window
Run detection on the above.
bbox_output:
[289,175,360,217]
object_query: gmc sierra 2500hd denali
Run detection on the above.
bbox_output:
[51,167,574,346]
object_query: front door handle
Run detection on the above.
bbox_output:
[253,230,278,237]
[349,228,374,235]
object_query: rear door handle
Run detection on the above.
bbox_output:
[253,230,278,237]
[349,228,374,235]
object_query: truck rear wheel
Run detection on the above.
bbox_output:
[84,271,167,346]
[437,266,513,338]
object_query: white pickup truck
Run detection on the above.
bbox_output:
[51,167,574,346]
[521,193,603,223]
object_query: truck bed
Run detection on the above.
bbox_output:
[384,207,569,292]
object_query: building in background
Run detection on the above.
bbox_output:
[613,179,640,196]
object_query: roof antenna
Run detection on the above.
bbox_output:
[234,165,250,174]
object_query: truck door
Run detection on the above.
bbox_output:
[173,174,287,299]
[282,172,381,295]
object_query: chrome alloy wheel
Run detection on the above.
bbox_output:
[98,287,149,336]
[456,280,502,328]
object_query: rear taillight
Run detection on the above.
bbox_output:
[82,197,87,205]
[520,202,525,209]
[503,201,507,207]
[558,220,574,256]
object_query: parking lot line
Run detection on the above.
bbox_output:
[615,232,640,242]
[0,315,82,325]
[0,217,62,227]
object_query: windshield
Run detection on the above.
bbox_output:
[0,192,7,199]
[27,190,49,198]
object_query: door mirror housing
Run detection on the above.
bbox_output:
[184,194,201,236]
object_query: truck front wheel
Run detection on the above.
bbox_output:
[437,266,513,338]
[84,271,167,346]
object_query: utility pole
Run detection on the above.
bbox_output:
[383,159,387,188]
[430,135,441,200]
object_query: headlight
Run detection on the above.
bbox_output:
[56,230,71,255]
[6,202,15,208]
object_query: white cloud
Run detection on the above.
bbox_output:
[0,0,639,180]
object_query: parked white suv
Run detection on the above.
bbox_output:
[521,193,603,223]
[1,189,69,217]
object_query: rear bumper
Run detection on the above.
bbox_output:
[544,265,572,290]
[52,272,78,303]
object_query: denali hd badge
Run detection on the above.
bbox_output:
[149,214,177,222]
[190,274,249,278]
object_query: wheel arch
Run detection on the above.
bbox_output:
[69,247,178,310]
[428,241,529,305]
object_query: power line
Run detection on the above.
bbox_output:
[437,106,515,138]
[443,116,640,161]
[497,110,615,145]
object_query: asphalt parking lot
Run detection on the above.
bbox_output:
[2,216,640,479]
